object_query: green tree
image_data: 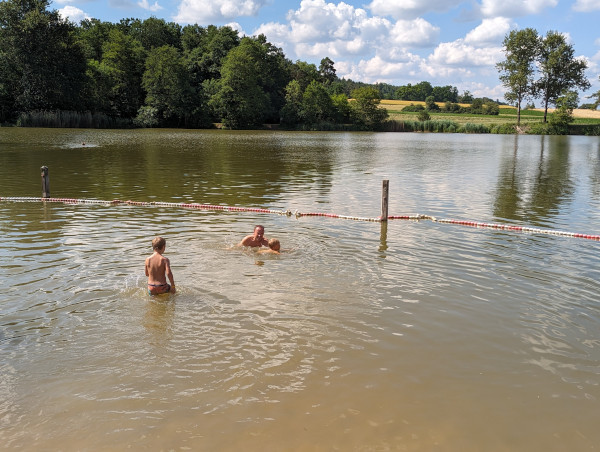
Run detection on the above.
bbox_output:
[101,29,146,117]
[432,85,458,102]
[300,80,334,125]
[496,28,540,125]
[280,80,303,125]
[185,25,239,83]
[417,110,430,121]
[535,31,590,122]
[248,35,291,123]
[459,90,474,103]
[590,88,600,110]
[548,90,578,134]
[331,93,351,123]
[350,86,388,130]
[210,39,269,128]
[0,0,87,119]
[425,95,439,111]
[290,60,320,92]
[141,45,193,126]
[77,18,116,61]
[318,57,337,85]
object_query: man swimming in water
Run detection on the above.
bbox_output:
[238,225,269,247]
[145,236,176,295]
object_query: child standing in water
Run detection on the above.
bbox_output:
[145,236,176,295]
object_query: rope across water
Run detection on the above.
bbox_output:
[1,196,599,241]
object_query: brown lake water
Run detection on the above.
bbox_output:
[1,128,599,451]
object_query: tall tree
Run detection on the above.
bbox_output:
[535,31,590,122]
[101,29,146,117]
[496,28,539,126]
[590,77,600,110]
[141,45,193,125]
[248,34,292,123]
[210,38,269,128]
[0,0,87,119]
[350,86,388,130]
[290,61,320,92]
[318,57,337,85]
[300,80,334,125]
[280,80,303,125]
[185,25,240,84]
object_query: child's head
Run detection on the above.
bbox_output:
[152,236,166,251]
[268,238,280,251]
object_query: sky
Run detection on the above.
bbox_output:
[55,0,600,103]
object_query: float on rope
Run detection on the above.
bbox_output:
[1,195,599,241]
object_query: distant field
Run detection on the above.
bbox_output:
[379,100,600,125]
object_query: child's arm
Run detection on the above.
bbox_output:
[165,257,176,293]
[144,257,149,277]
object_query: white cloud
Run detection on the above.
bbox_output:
[138,0,162,11]
[464,17,513,44]
[479,0,558,18]
[367,0,463,20]
[333,55,421,83]
[58,5,90,22]
[256,0,439,64]
[173,0,268,24]
[389,18,439,47]
[429,40,503,67]
[286,0,369,43]
[464,82,506,99]
[573,0,600,12]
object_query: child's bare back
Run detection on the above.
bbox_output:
[145,237,175,295]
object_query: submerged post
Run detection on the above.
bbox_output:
[381,179,389,221]
[41,166,50,198]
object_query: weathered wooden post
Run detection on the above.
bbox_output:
[41,166,50,198]
[381,179,389,221]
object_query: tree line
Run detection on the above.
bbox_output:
[2,1,598,132]
[496,28,595,129]
[0,0,388,130]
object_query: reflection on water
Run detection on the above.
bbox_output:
[494,135,576,227]
[1,129,599,450]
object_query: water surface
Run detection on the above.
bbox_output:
[1,129,599,450]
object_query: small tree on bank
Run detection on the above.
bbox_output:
[496,28,540,126]
[535,31,590,123]
[350,87,388,130]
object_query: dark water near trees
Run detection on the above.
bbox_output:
[1,128,599,450]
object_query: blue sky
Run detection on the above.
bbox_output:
[56,0,600,103]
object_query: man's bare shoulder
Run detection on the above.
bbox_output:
[239,235,254,246]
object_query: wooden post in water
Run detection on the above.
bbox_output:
[41,166,50,198]
[381,179,389,221]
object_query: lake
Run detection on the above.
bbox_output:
[1,128,599,451]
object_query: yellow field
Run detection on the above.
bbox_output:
[379,99,600,119]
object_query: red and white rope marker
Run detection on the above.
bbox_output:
[1,196,598,241]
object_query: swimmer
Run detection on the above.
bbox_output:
[257,238,281,255]
[238,225,269,247]
[145,236,176,295]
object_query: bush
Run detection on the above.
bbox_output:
[402,104,425,112]
[16,110,131,128]
[527,122,551,135]
[459,123,490,133]
[134,106,160,128]
[490,123,517,134]
[417,110,431,121]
